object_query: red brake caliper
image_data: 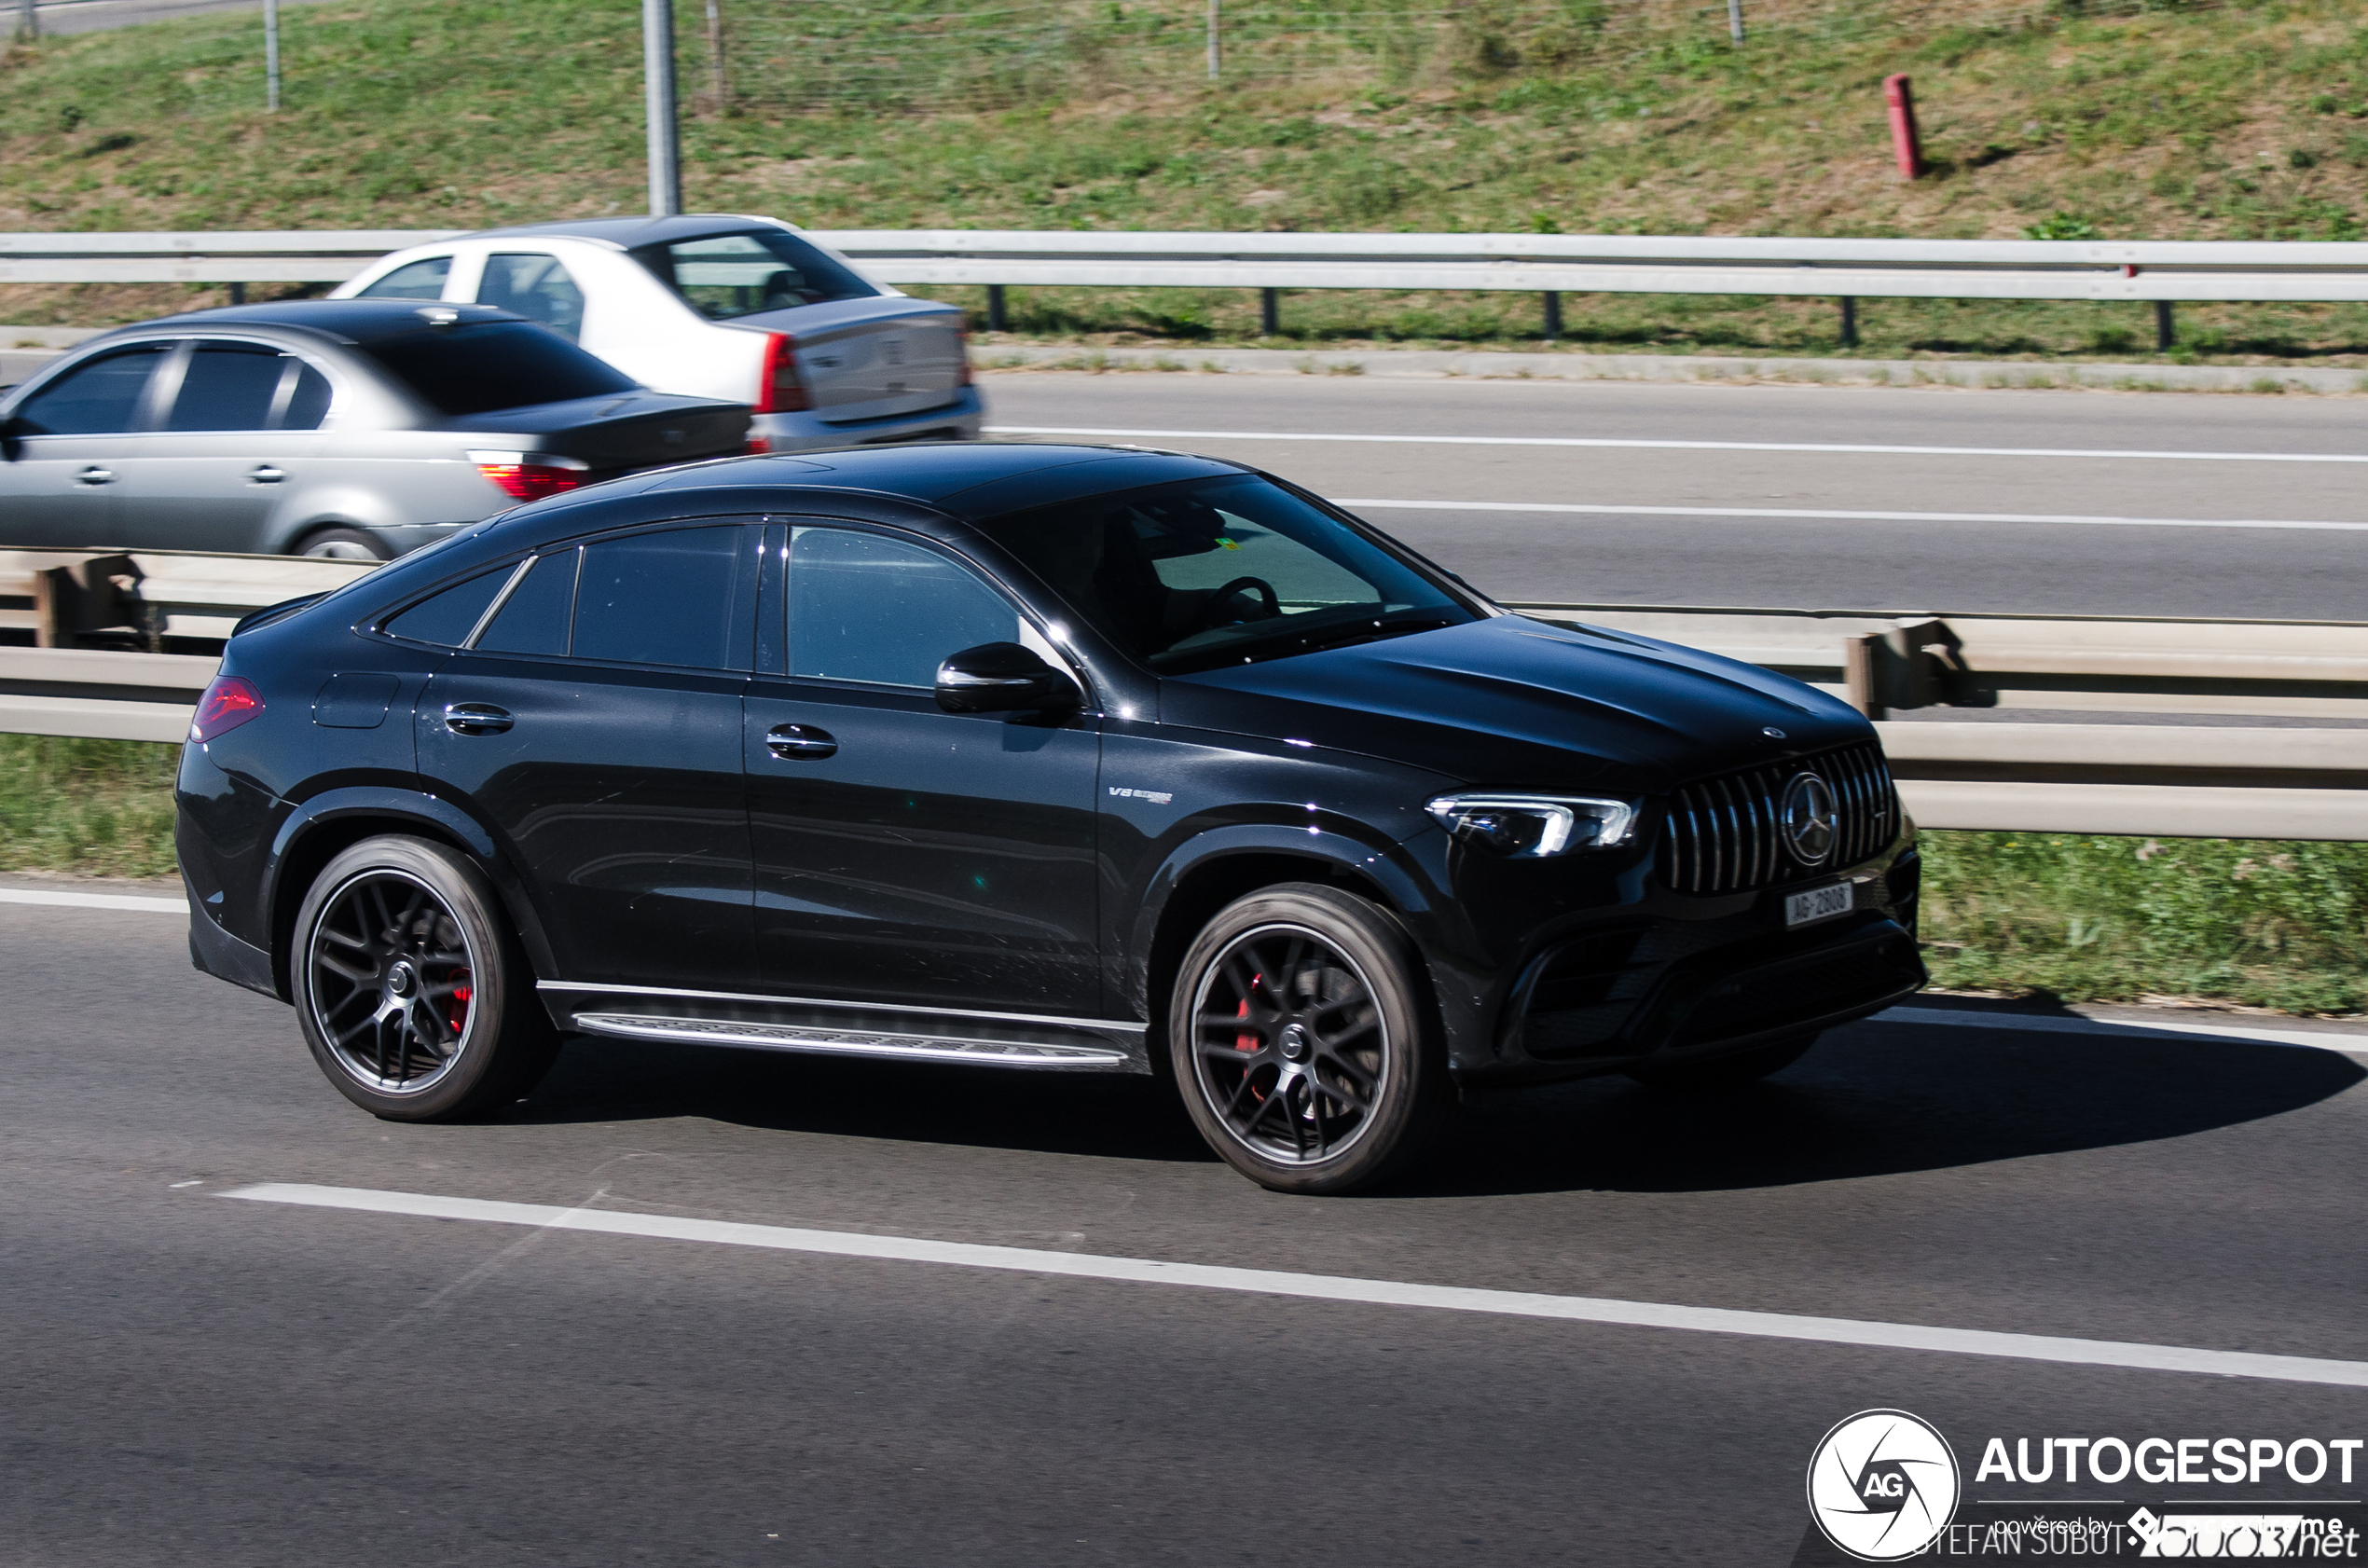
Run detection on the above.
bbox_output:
[1234,973,1261,1051]
[448,976,473,1037]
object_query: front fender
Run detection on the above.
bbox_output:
[1117,818,1493,1072]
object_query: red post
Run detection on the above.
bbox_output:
[1884,73,1923,180]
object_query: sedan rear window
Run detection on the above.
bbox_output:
[982,475,1479,676]
[353,322,639,417]
[634,230,878,320]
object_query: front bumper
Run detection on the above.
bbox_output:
[752,387,984,451]
[1454,847,1925,1088]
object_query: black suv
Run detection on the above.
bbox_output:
[177,444,1924,1193]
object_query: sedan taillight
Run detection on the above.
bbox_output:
[468,450,587,502]
[756,332,810,414]
[955,321,973,388]
[189,676,265,743]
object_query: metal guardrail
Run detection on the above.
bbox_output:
[2,556,2361,838]
[10,228,2368,303]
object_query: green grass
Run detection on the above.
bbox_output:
[12,0,2368,363]
[0,737,2358,1016]
[1921,830,2368,1015]
[0,736,181,879]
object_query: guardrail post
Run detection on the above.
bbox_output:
[1260,288,1279,337]
[1726,0,1744,44]
[1844,635,1885,720]
[1542,291,1562,341]
[1883,75,1923,180]
[642,0,682,216]
[1206,0,1220,79]
[14,0,35,42]
[985,284,1007,333]
[1838,296,1858,349]
[2155,300,2176,352]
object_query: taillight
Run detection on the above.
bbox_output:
[756,332,809,414]
[470,452,585,502]
[189,676,264,743]
[956,320,973,387]
[746,435,773,454]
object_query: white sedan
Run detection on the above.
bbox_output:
[332,215,982,453]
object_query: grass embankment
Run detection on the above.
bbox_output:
[11,0,2368,363]
[3,740,2360,1014]
[0,736,180,879]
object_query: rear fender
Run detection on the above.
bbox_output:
[263,787,558,997]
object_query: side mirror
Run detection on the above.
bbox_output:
[0,414,24,463]
[935,641,1080,715]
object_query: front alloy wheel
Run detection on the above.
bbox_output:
[1170,883,1442,1194]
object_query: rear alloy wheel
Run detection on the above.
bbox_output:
[291,835,558,1121]
[1169,883,1443,1194]
[294,526,392,561]
[1624,1033,1817,1092]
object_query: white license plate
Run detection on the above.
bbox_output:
[1783,881,1855,928]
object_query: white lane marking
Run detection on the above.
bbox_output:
[222,1181,2368,1388]
[1874,1005,2368,1056]
[1336,498,2368,532]
[989,424,2368,465]
[0,887,188,914]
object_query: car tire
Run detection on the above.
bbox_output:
[294,526,392,561]
[1623,1033,1816,1092]
[1167,882,1445,1195]
[290,834,559,1121]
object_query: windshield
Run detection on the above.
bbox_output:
[634,229,880,320]
[981,475,1480,676]
[356,322,639,416]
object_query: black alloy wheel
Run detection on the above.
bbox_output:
[291,835,558,1121]
[1169,883,1443,1194]
[1624,1032,1817,1092]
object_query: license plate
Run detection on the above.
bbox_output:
[1783,881,1855,928]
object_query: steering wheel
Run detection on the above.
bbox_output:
[1191,576,1282,633]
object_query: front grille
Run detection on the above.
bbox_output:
[1659,741,1899,895]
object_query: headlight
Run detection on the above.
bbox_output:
[1424,793,1639,857]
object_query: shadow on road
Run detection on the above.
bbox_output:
[1408,1013,2365,1198]
[512,1008,2362,1197]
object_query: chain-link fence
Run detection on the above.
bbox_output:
[695,0,2223,117]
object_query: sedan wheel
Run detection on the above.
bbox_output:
[295,526,392,561]
[1170,883,1442,1194]
[292,835,557,1120]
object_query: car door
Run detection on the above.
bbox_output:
[416,520,762,990]
[108,339,330,554]
[0,341,172,549]
[743,522,1104,1016]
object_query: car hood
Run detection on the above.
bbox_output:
[1159,613,1873,791]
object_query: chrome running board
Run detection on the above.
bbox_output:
[569,1011,1131,1069]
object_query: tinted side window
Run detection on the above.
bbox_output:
[280,362,334,431]
[356,322,638,417]
[789,528,1017,689]
[166,343,286,432]
[13,345,168,435]
[357,256,453,300]
[385,566,514,647]
[475,549,577,655]
[573,527,747,669]
[479,254,585,343]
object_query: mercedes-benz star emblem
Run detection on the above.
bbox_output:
[1781,772,1838,864]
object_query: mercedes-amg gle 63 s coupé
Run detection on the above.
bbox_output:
[178,443,1926,1193]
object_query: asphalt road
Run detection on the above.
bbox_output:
[980,374,2368,620]
[8,887,2367,1565]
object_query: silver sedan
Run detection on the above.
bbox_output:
[0,299,750,559]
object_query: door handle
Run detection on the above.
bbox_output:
[443,702,514,736]
[248,465,286,484]
[75,467,115,487]
[765,723,837,761]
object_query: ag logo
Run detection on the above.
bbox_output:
[1806,1409,1961,1561]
